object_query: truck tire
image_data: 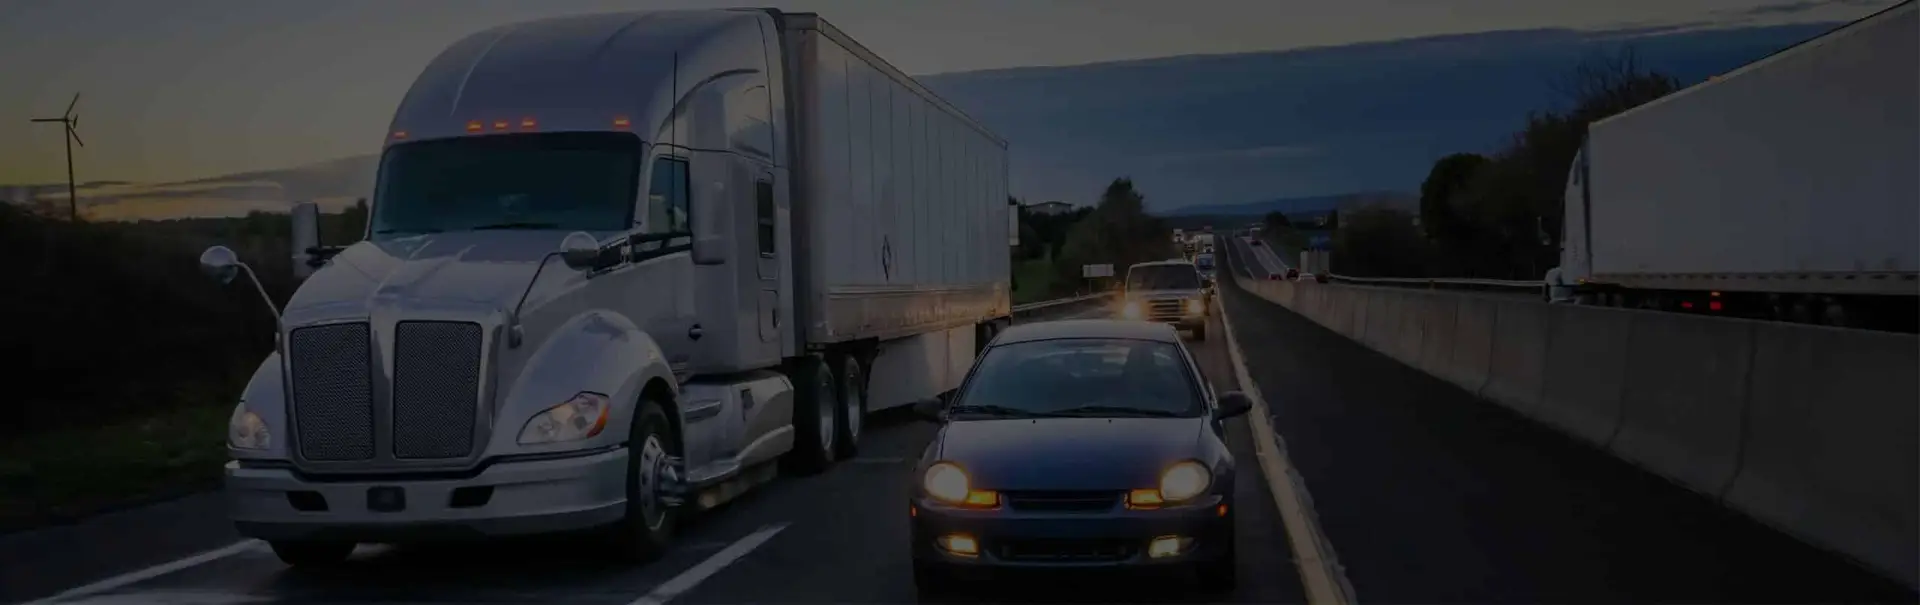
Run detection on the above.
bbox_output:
[832,352,868,459]
[783,354,837,475]
[603,398,678,563]
[268,540,354,568]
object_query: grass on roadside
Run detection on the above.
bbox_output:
[0,396,232,533]
[1012,258,1057,305]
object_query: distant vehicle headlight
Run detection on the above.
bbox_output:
[1121,301,1143,319]
[517,392,610,445]
[923,462,1000,507]
[1158,460,1211,502]
[228,403,271,450]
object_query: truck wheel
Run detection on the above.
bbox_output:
[268,540,354,567]
[833,353,868,459]
[783,354,837,475]
[604,398,678,563]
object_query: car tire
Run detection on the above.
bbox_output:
[832,352,867,460]
[783,354,837,476]
[603,398,679,563]
[268,540,355,568]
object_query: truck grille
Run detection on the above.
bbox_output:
[391,321,483,459]
[288,323,376,461]
[1148,300,1186,321]
[1003,490,1121,512]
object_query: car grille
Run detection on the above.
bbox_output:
[997,538,1136,562]
[288,323,376,461]
[391,321,483,459]
[1002,490,1121,512]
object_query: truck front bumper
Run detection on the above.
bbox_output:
[226,448,630,542]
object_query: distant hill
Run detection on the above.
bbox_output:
[3,19,1848,220]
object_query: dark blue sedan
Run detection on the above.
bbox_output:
[906,319,1254,595]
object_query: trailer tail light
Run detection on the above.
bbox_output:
[466,120,483,133]
[1709,301,1724,311]
[492,120,509,131]
[520,117,537,130]
[391,130,408,140]
[613,116,632,129]
[1681,301,1695,310]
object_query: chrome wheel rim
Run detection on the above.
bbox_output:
[816,367,836,454]
[844,365,864,443]
[637,435,668,531]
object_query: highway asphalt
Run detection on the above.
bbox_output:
[1215,246,1918,604]
[3,305,1308,605]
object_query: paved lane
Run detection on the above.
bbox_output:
[1214,250,1918,604]
[14,305,1308,605]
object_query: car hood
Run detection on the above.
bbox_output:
[284,231,598,322]
[932,417,1206,490]
[1128,289,1203,301]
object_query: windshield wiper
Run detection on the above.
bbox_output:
[1051,405,1183,418]
[471,221,562,230]
[947,404,1055,418]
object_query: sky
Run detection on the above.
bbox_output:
[0,0,1896,186]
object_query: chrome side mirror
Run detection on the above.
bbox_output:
[199,245,241,286]
[558,231,605,271]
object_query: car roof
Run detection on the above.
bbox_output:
[992,319,1184,346]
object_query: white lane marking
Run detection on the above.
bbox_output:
[1217,286,1356,605]
[22,539,265,605]
[626,523,788,605]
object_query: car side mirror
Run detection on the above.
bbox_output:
[1216,391,1254,420]
[911,397,945,422]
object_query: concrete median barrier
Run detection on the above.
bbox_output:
[1723,323,1920,588]
[1535,305,1634,446]
[1441,299,1495,393]
[1480,300,1553,416]
[1608,312,1755,496]
[1416,294,1460,376]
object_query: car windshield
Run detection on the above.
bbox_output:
[370,132,643,237]
[949,338,1203,418]
[1127,264,1202,290]
[1195,255,1215,270]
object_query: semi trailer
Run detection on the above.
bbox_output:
[1547,1,1917,331]
[198,8,1012,567]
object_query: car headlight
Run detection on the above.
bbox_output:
[228,403,271,450]
[1121,301,1143,319]
[923,462,999,507]
[1129,460,1211,507]
[517,392,610,445]
[1185,299,1204,314]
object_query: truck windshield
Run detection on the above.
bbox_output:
[1127,265,1202,290]
[1195,255,1215,270]
[370,132,643,237]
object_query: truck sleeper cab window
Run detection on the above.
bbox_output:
[369,132,643,238]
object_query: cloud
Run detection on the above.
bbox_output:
[1145,145,1323,168]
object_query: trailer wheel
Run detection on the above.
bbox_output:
[783,354,837,475]
[603,398,678,563]
[833,352,868,459]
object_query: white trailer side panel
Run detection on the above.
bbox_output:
[785,16,1011,344]
[1585,2,1917,295]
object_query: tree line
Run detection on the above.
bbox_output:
[1334,49,1683,279]
[1011,178,1170,297]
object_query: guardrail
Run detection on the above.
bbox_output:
[1327,274,1542,290]
[1011,292,1114,318]
[1223,252,1918,589]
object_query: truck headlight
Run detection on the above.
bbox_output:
[517,392,610,445]
[1185,299,1204,315]
[228,403,271,450]
[923,462,999,507]
[1121,301,1143,319]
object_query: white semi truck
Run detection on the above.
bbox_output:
[197,9,1012,566]
[1548,1,1917,332]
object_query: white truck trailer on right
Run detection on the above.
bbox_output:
[1551,0,1917,331]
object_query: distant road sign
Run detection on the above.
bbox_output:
[1082,264,1114,278]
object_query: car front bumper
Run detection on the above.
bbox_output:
[225,448,630,542]
[909,494,1232,571]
